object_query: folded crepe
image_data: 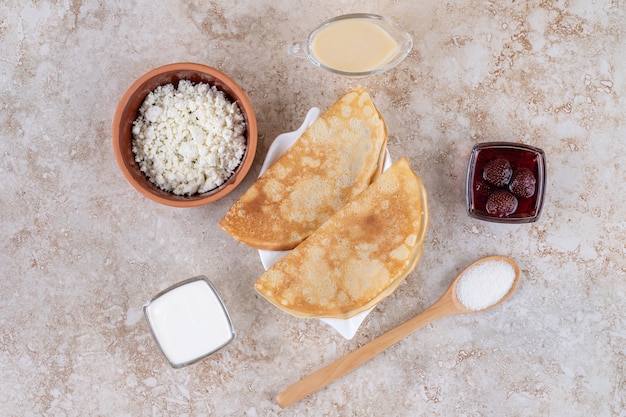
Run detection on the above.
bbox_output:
[254,158,428,319]
[219,86,388,251]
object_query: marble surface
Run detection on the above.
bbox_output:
[1,0,625,416]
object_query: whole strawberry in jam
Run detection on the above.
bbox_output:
[509,167,536,198]
[486,190,518,217]
[483,158,512,187]
[473,179,494,200]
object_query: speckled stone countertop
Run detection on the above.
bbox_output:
[1,1,625,416]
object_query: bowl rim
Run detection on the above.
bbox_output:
[112,62,258,207]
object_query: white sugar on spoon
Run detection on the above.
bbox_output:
[455,259,516,311]
[276,256,520,408]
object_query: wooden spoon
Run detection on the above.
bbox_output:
[275,255,520,408]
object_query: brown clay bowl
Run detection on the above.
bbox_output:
[112,63,257,207]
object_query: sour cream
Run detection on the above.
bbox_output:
[144,277,235,368]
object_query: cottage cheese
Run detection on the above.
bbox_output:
[131,80,247,195]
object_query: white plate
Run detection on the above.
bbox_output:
[258,107,392,340]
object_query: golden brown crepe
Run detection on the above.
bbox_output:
[219,86,387,251]
[254,158,428,319]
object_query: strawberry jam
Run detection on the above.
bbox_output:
[466,142,546,223]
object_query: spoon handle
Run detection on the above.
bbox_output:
[276,296,456,408]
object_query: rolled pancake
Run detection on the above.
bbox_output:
[219,86,387,251]
[254,158,428,319]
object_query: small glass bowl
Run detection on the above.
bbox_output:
[143,276,235,368]
[288,13,413,77]
[466,142,546,223]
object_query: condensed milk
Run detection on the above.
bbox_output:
[311,18,399,73]
[288,14,413,76]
